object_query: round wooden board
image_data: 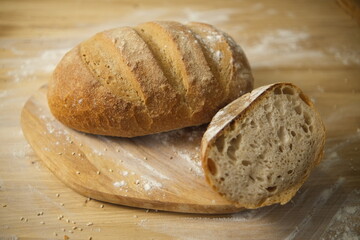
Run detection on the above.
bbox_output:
[20,85,241,214]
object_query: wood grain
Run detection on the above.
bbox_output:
[21,85,240,214]
[337,0,360,24]
[1,0,360,239]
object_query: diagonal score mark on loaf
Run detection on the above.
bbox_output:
[80,28,179,129]
[79,32,153,129]
[80,33,141,103]
[187,22,252,104]
[222,31,253,100]
[135,21,220,119]
[133,23,189,120]
[103,27,179,121]
[186,22,225,104]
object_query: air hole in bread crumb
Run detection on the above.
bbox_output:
[277,126,286,142]
[250,143,256,149]
[266,186,277,192]
[289,144,293,150]
[279,146,284,152]
[277,175,281,178]
[288,170,293,174]
[301,125,308,133]
[215,135,225,152]
[207,158,217,175]
[230,135,242,148]
[309,126,313,133]
[259,154,265,159]
[282,87,295,95]
[220,177,225,182]
[299,92,311,106]
[274,87,282,95]
[250,120,256,128]
[303,112,311,125]
[227,146,236,161]
[291,131,296,137]
[249,175,255,182]
[294,105,302,115]
[241,160,251,166]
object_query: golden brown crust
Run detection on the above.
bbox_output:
[48,46,146,136]
[48,21,254,137]
[187,22,253,103]
[201,83,326,209]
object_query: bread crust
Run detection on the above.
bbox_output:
[47,21,254,137]
[201,83,326,209]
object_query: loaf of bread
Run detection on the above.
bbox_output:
[201,83,325,209]
[47,21,253,137]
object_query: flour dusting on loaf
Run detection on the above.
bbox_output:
[201,83,325,209]
[48,21,253,137]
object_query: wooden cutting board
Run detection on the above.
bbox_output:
[21,85,241,214]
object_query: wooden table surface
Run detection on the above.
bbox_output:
[1,0,359,239]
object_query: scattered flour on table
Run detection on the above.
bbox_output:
[118,146,171,180]
[320,189,360,240]
[6,48,70,82]
[320,132,360,171]
[284,177,346,240]
[151,127,204,177]
[12,142,33,160]
[140,162,170,180]
[141,175,163,191]
[251,29,310,53]
[92,149,104,156]
[113,180,127,188]
[327,47,360,65]
[177,8,237,25]
[45,122,55,134]
[317,177,345,204]
[177,150,203,177]
[243,29,325,68]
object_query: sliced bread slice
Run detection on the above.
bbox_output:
[201,83,325,209]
